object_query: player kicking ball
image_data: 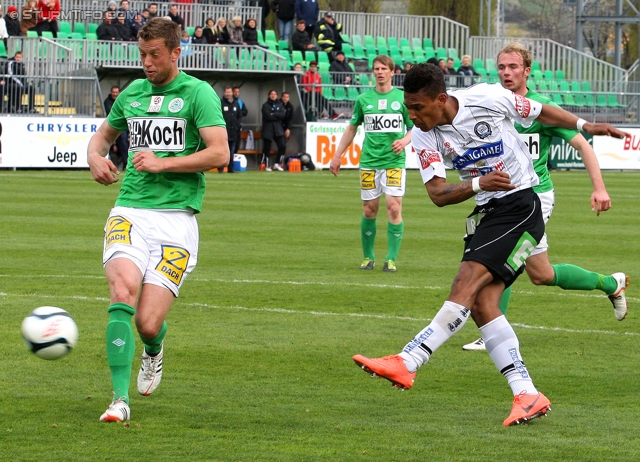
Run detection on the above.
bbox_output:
[87,18,229,422]
[352,63,627,426]
[462,42,628,352]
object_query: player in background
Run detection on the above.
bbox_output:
[329,55,413,272]
[352,64,627,426]
[462,42,629,351]
[87,18,229,422]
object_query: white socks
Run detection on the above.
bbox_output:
[399,301,470,372]
[480,315,538,396]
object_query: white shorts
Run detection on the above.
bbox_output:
[103,206,199,297]
[530,189,555,257]
[360,168,406,201]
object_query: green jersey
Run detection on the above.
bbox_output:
[350,87,413,169]
[516,89,579,193]
[108,71,225,213]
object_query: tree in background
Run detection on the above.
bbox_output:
[322,0,381,14]
[408,0,480,35]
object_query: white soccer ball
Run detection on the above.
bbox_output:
[21,306,79,360]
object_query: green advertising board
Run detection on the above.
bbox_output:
[548,133,592,169]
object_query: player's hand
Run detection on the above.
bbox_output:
[88,152,119,185]
[479,171,515,191]
[591,190,611,216]
[132,150,164,173]
[329,156,341,176]
[584,123,629,139]
[391,139,407,154]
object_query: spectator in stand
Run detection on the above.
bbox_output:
[0,7,9,46]
[140,8,150,24]
[232,86,248,142]
[203,18,216,44]
[295,0,318,39]
[220,86,241,173]
[103,85,129,170]
[147,3,158,19]
[293,61,303,84]
[291,19,318,52]
[279,91,294,166]
[6,51,35,113]
[228,16,244,45]
[260,0,270,33]
[212,17,230,45]
[242,18,260,46]
[438,58,449,75]
[329,50,352,85]
[446,57,455,74]
[5,6,21,38]
[179,29,192,57]
[107,0,117,14]
[168,4,184,31]
[261,89,287,171]
[30,0,60,37]
[130,12,144,39]
[392,64,403,86]
[457,54,480,76]
[115,12,133,41]
[403,62,413,73]
[272,0,296,43]
[314,11,342,53]
[118,0,133,27]
[191,26,206,44]
[20,0,38,36]
[301,61,335,119]
[97,11,118,41]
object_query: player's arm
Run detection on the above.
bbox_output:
[425,172,515,207]
[536,104,628,139]
[391,128,412,154]
[87,119,123,185]
[132,126,229,173]
[329,123,358,176]
[568,134,611,215]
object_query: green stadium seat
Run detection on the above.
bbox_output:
[596,93,608,107]
[322,85,334,101]
[27,30,38,38]
[317,51,329,65]
[347,86,359,101]
[304,50,316,64]
[554,69,565,80]
[531,60,541,72]
[187,26,195,37]
[70,32,83,40]
[581,80,593,92]
[376,36,387,50]
[527,79,536,91]
[41,31,54,39]
[559,80,571,92]
[562,93,577,107]
[388,37,398,50]
[57,32,70,39]
[88,23,99,35]
[377,44,388,56]
[411,38,422,52]
[340,34,350,44]
[365,44,376,59]
[333,86,347,101]
[536,80,548,92]
[359,73,370,85]
[425,47,435,60]
[485,58,497,73]
[531,69,544,81]
[352,42,365,60]
[607,93,625,108]
[278,50,292,69]
[238,48,252,69]
[257,30,266,47]
[364,35,375,50]
[267,42,278,53]
[401,47,414,64]
[291,50,304,66]
[473,58,487,75]
[342,43,354,60]
[265,29,277,45]
[583,92,595,107]
[59,21,72,35]
[278,40,289,52]
[436,47,447,60]
[318,62,329,72]
[413,48,425,62]
[0,41,6,58]
[423,37,434,49]
[552,92,564,106]
[399,38,410,49]
[86,33,98,41]
[448,48,460,61]
[73,22,86,38]
[543,69,554,80]
[391,51,402,67]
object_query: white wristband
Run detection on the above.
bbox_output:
[472,177,482,193]
[576,118,587,131]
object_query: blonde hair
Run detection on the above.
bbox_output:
[497,42,532,70]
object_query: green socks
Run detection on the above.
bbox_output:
[361,216,376,260]
[106,303,136,404]
[141,321,167,355]
[386,221,404,262]
[551,264,617,294]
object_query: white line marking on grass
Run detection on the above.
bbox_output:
[1,291,638,337]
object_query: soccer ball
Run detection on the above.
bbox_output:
[21,306,79,360]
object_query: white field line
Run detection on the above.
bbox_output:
[1,281,638,337]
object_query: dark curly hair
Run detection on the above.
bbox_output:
[403,63,446,100]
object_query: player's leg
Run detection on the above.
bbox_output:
[382,168,406,272]
[100,257,142,422]
[354,260,493,389]
[360,169,381,269]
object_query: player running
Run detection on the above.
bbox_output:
[462,42,629,351]
[329,55,413,272]
[87,18,229,422]
[352,63,627,426]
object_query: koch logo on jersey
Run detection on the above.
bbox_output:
[453,140,504,169]
[364,114,404,133]
[128,117,186,152]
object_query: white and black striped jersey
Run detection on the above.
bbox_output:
[412,83,543,205]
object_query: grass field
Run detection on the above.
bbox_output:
[1,169,639,461]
